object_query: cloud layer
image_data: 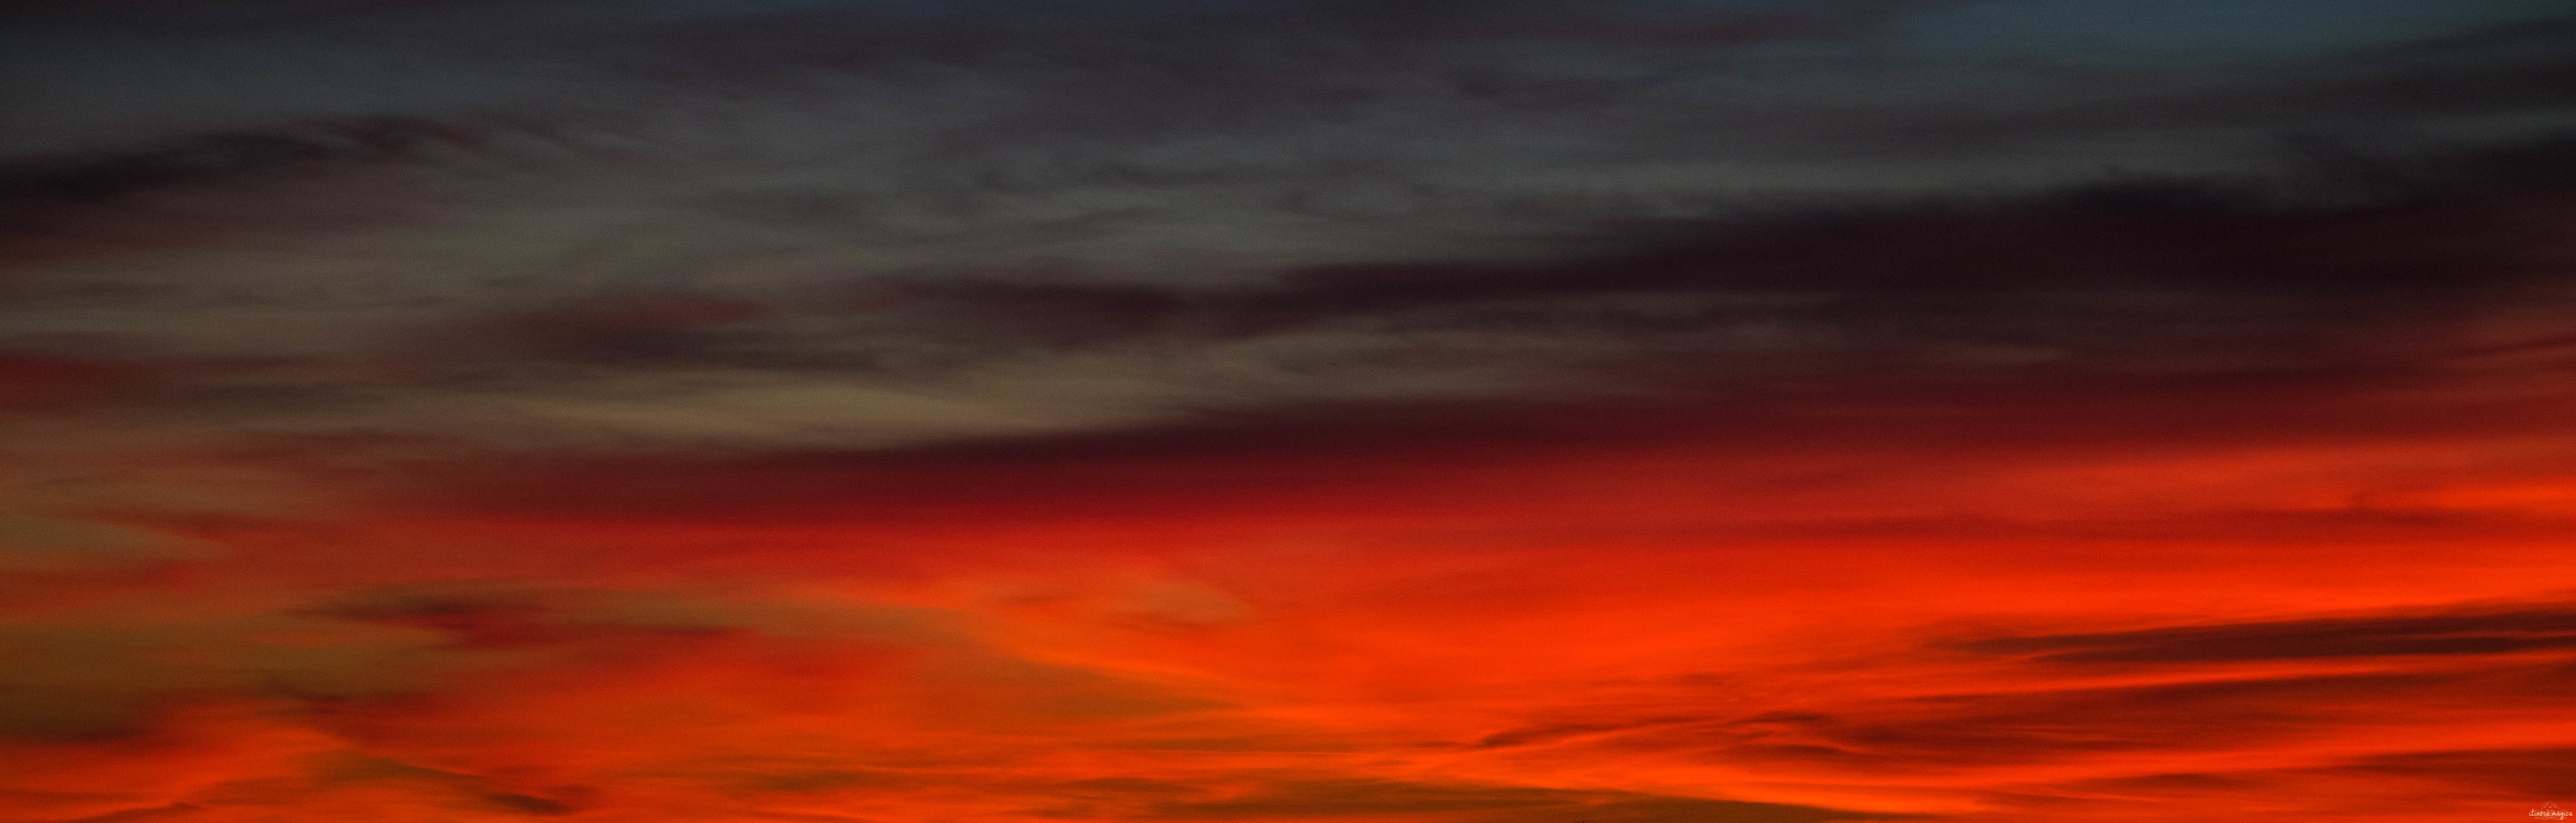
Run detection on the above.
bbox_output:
[3,2,2575,821]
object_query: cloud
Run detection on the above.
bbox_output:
[1127,778,1878,822]
[3,404,2574,820]
[1954,603,2576,662]
[3,135,2573,461]
[3,3,2576,822]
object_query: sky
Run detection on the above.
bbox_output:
[1,1,2574,821]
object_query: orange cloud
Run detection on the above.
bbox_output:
[5,349,2573,822]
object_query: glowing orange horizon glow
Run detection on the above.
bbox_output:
[4,358,2573,823]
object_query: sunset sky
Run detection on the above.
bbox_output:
[3,2,2575,821]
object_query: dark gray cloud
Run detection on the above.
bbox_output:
[6,138,2571,459]
[0,0,2571,536]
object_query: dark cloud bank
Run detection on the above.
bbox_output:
[0,1,2570,456]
